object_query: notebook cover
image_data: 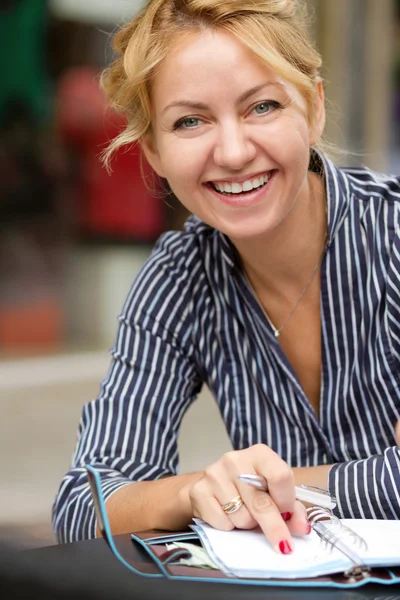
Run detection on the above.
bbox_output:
[85,465,400,590]
[130,530,400,588]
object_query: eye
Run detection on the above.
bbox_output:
[251,101,281,115]
[173,116,202,130]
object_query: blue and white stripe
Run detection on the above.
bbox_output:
[52,152,400,542]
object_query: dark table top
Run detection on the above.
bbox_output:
[16,533,400,600]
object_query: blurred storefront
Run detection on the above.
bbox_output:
[0,0,165,354]
[0,0,399,356]
[310,0,397,171]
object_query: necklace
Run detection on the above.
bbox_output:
[267,230,329,338]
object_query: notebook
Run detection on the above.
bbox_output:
[85,465,400,589]
[191,516,400,579]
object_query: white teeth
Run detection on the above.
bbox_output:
[213,172,271,194]
[231,183,242,194]
[242,180,253,192]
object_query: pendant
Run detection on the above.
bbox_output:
[274,330,280,338]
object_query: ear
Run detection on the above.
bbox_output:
[309,79,326,146]
[140,132,166,178]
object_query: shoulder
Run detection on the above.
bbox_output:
[340,165,400,204]
[152,215,216,267]
[120,216,222,320]
[146,215,221,281]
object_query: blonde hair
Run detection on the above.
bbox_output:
[101,0,324,168]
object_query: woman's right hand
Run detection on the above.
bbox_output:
[186,444,310,554]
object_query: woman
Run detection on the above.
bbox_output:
[52,0,400,553]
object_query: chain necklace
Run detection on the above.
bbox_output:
[266,230,329,338]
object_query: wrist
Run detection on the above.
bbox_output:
[176,471,204,524]
[292,464,333,491]
[153,471,204,530]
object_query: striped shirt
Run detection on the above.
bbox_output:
[52,152,400,543]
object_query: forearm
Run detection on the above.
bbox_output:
[99,471,204,537]
[103,464,333,537]
[293,448,400,519]
[327,448,400,519]
[292,464,332,492]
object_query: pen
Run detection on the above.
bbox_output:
[237,473,337,510]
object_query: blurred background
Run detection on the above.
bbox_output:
[0,0,399,549]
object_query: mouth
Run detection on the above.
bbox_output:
[207,170,276,196]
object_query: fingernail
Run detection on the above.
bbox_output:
[306,521,312,534]
[280,512,292,522]
[278,540,293,555]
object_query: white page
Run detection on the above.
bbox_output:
[193,518,400,579]
[341,519,400,567]
[192,520,351,579]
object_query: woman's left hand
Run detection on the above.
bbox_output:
[395,419,400,445]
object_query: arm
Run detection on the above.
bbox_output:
[293,448,400,519]
[293,464,332,492]
[327,448,400,519]
[100,471,203,536]
[52,234,203,543]
[104,459,332,536]
[294,216,400,519]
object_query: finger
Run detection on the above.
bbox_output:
[196,459,258,530]
[227,505,258,530]
[189,470,242,531]
[251,452,309,534]
[213,483,258,531]
[241,486,293,554]
[220,496,258,531]
[284,500,311,537]
[255,459,296,514]
[221,446,297,516]
[191,492,234,531]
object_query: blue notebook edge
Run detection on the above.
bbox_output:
[85,464,400,590]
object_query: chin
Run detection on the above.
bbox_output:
[217,220,274,241]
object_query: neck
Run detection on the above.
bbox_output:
[231,172,327,296]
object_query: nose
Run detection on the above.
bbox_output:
[213,122,256,170]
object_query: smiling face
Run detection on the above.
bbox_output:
[141,29,325,241]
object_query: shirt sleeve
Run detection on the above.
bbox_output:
[387,206,400,364]
[52,232,203,543]
[330,200,400,519]
[328,447,400,519]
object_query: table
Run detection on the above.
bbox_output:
[20,533,400,600]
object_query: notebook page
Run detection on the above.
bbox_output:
[192,519,352,579]
[341,519,400,567]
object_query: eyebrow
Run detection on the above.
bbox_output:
[162,81,284,114]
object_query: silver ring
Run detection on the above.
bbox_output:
[221,495,244,514]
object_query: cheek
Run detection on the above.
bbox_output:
[290,116,313,149]
[274,125,312,172]
[162,150,204,190]
[160,157,201,210]
[254,116,311,156]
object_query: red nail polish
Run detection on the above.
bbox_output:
[281,512,293,522]
[279,540,292,554]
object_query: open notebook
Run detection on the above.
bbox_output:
[192,517,400,580]
[86,465,400,589]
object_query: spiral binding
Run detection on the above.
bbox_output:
[306,507,367,551]
[306,507,370,580]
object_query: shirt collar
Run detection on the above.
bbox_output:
[219,149,352,270]
[315,149,351,248]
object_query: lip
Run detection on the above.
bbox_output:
[208,169,274,185]
[205,170,277,208]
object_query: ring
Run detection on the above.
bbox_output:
[221,495,244,514]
